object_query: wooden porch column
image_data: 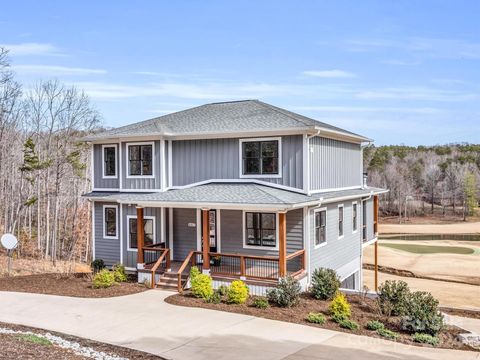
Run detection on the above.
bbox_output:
[202,209,210,272]
[136,207,145,265]
[374,240,378,291]
[279,212,287,277]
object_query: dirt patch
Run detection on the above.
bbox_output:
[0,321,163,359]
[440,307,480,320]
[166,292,475,352]
[0,273,147,298]
[379,221,480,234]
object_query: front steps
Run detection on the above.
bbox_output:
[156,271,188,291]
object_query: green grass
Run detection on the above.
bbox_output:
[17,334,52,346]
[379,242,475,255]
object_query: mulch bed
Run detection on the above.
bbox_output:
[166,292,477,352]
[0,321,163,359]
[441,307,480,320]
[0,273,147,298]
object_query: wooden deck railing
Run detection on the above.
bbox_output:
[142,246,170,288]
[176,250,202,292]
[286,249,305,277]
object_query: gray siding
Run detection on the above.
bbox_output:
[172,135,303,189]
[172,208,197,261]
[309,137,362,190]
[121,141,161,190]
[365,197,375,241]
[93,144,119,189]
[286,208,303,254]
[94,202,120,266]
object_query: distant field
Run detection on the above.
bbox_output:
[379,242,475,255]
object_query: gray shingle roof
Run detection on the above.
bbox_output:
[82,100,370,141]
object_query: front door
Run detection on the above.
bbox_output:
[201,209,217,252]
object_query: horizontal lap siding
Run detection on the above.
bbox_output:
[366,198,375,241]
[121,141,161,190]
[172,208,197,261]
[286,208,303,254]
[172,135,303,189]
[94,202,120,266]
[309,137,361,190]
[93,144,119,189]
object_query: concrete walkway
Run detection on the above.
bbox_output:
[0,290,478,360]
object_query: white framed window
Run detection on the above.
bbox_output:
[352,201,358,233]
[242,211,279,250]
[338,204,344,239]
[126,142,155,178]
[102,144,117,179]
[127,215,156,251]
[103,205,118,239]
[239,137,282,178]
[314,207,327,248]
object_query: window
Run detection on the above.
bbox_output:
[128,143,153,177]
[314,209,327,246]
[338,205,344,238]
[240,138,281,177]
[102,145,117,178]
[245,212,276,248]
[352,202,358,232]
[128,216,155,249]
[103,205,118,238]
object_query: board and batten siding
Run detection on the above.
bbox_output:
[171,135,303,189]
[93,144,119,189]
[309,137,362,190]
[172,208,197,261]
[93,202,120,266]
[121,141,161,190]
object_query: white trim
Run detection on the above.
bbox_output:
[90,144,94,189]
[309,185,361,194]
[338,204,344,240]
[167,140,173,188]
[125,266,137,272]
[242,210,279,251]
[119,204,123,263]
[126,214,156,251]
[102,204,119,239]
[169,207,174,260]
[352,201,358,234]
[362,236,378,249]
[101,144,118,179]
[313,207,327,249]
[91,201,95,259]
[160,139,166,190]
[125,141,155,179]
[196,209,201,251]
[119,141,123,189]
[239,137,282,179]
[160,207,165,244]
[216,209,222,253]
[302,134,308,192]
[303,206,311,283]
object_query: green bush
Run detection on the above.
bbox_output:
[217,284,229,296]
[252,297,269,309]
[378,280,410,316]
[226,280,249,304]
[306,312,326,325]
[412,333,439,346]
[91,259,105,273]
[112,263,127,282]
[92,269,116,288]
[377,328,399,340]
[329,292,351,319]
[191,273,213,300]
[401,291,444,335]
[190,266,200,280]
[311,268,341,300]
[337,319,359,331]
[206,290,222,304]
[366,320,385,331]
[266,276,302,308]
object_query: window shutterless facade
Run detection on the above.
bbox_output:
[244,212,276,248]
[127,142,154,177]
[128,216,155,250]
[102,144,117,178]
[338,204,344,238]
[103,205,118,239]
[239,137,281,178]
[314,208,327,247]
[352,202,358,232]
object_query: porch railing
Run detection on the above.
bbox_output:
[286,249,305,277]
[176,250,203,292]
[143,243,167,265]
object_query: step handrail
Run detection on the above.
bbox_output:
[150,248,170,288]
[176,250,199,293]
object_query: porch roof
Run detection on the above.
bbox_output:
[82,183,387,210]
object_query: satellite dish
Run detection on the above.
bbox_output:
[1,233,18,250]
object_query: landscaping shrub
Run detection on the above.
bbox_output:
[217,284,228,297]
[206,290,222,304]
[92,269,116,288]
[378,280,410,316]
[266,276,302,308]
[226,280,249,304]
[329,292,351,319]
[377,328,399,340]
[306,312,326,325]
[366,320,385,331]
[311,268,341,300]
[190,273,213,300]
[337,319,359,331]
[91,259,105,273]
[401,291,444,335]
[189,266,200,280]
[112,263,127,282]
[252,297,269,309]
[412,333,439,346]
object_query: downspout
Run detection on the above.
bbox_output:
[306,196,323,285]
[359,190,374,292]
[361,141,372,190]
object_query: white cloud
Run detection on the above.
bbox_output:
[291,105,443,114]
[0,43,64,56]
[302,69,357,78]
[13,64,106,76]
[354,87,478,102]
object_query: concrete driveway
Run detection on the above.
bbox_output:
[0,290,477,360]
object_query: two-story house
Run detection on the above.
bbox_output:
[82,100,387,294]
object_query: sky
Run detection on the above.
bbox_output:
[1,0,479,145]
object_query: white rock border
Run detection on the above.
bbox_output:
[0,327,128,360]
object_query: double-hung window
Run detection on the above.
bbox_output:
[102,145,117,178]
[128,143,153,176]
[103,205,118,239]
[338,205,344,238]
[245,212,276,248]
[128,216,154,249]
[241,138,281,177]
[314,209,327,246]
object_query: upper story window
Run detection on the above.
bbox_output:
[314,208,327,247]
[338,204,344,238]
[103,205,118,239]
[102,145,117,178]
[240,137,281,178]
[352,202,358,233]
[127,142,154,177]
[244,212,277,249]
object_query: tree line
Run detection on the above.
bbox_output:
[364,143,479,221]
[0,47,99,265]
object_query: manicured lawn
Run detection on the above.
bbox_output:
[379,243,475,255]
